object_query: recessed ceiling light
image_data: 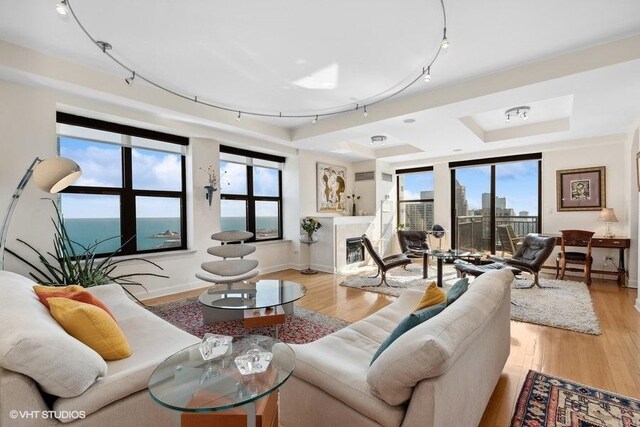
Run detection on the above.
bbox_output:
[453,149,462,152]
[403,118,416,124]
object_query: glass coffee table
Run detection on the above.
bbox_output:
[427,250,471,287]
[149,335,295,427]
[198,280,307,336]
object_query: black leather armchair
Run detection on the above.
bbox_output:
[454,234,556,288]
[397,230,430,258]
[362,234,412,287]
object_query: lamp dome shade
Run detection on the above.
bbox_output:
[597,208,618,223]
[32,157,82,193]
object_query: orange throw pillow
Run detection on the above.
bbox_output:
[34,288,115,320]
[48,298,131,361]
[34,284,85,293]
[414,282,447,311]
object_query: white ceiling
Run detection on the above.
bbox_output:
[0,0,639,163]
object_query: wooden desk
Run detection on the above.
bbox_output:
[546,235,631,287]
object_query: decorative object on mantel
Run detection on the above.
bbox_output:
[300,218,322,275]
[0,156,81,270]
[511,370,639,426]
[346,193,361,216]
[597,207,618,238]
[317,163,346,213]
[556,166,606,211]
[57,0,450,122]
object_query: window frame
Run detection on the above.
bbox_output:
[449,153,542,253]
[220,145,284,242]
[56,113,188,256]
[396,166,435,230]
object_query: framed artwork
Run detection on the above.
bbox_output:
[317,162,346,212]
[556,166,606,211]
[636,152,640,191]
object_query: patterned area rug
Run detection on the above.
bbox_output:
[339,264,459,296]
[511,277,601,335]
[511,370,640,426]
[148,298,349,344]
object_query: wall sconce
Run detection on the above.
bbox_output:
[200,165,218,206]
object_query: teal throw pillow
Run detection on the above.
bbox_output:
[370,302,446,365]
[446,278,469,306]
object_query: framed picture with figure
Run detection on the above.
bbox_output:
[556,166,605,211]
[316,162,346,212]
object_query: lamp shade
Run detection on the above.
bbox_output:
[597,208,618,223]
[32,157,82,193]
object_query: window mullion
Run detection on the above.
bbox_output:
[247,165,256,240]
[120,147,136,255]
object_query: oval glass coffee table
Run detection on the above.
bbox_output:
[198,280,307,336]
[149,335,295,427]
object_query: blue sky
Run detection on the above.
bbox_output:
[403,160,539,214]
[220,161,279,217]
[59,137,182,218]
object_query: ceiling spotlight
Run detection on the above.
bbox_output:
[56,0,69,15]
[363,106,368,118]
[403,118,416,124]
[125,71,136,85]
[370,135,387,146]
[441,28,450,49]
[312,115,318,125]
[424,66,432,83]
[96,41,112,53]
[236,111,242,121]
[504,106,531,124]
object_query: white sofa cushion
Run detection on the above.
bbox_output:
[52,284,200,421]
[366,269,513,405]
[0,271,107,398]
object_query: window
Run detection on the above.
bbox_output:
[396,166,434,231]
[220,145,284,241]
[56,113,188,256]
[450,154,541,254]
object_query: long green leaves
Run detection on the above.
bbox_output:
[6,200,168,302]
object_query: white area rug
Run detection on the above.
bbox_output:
[339,264,458,297]
[510,277,601,335]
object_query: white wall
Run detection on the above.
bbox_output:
[0,80,296,300]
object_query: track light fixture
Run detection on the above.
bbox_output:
[56,0,69,15]
[424,66,432,82]
[441,28,450,49]
[505,106,531,123]
[58,0,450,122]
[125,71,136,85]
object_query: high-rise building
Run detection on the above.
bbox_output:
[455,180,468,216]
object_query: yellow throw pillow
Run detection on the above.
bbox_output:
[48,297,132,361]
[414,282,446,311]
[34,284,86,293]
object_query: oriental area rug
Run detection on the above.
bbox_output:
[511,370,640,427]
[148,298,349,344]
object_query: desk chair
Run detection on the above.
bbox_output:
[556,230,594,285]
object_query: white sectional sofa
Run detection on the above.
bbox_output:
[0,270,200,427]
[276,269,513,427]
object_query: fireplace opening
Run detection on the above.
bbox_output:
[346,237,365,265]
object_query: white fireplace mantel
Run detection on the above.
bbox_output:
[309,216,376,273]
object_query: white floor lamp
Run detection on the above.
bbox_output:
[0,156,82,270]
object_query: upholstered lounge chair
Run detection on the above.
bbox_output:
[454,234,556,288]
[362,234,411,287]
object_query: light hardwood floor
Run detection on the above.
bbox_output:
[146,268,640,427]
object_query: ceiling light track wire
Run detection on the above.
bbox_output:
[64,0,449,120]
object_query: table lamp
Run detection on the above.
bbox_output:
[0,156,82,269]
[597,208,618,238]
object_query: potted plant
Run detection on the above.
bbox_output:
[300,217,322,243]
[6,200,167,303]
